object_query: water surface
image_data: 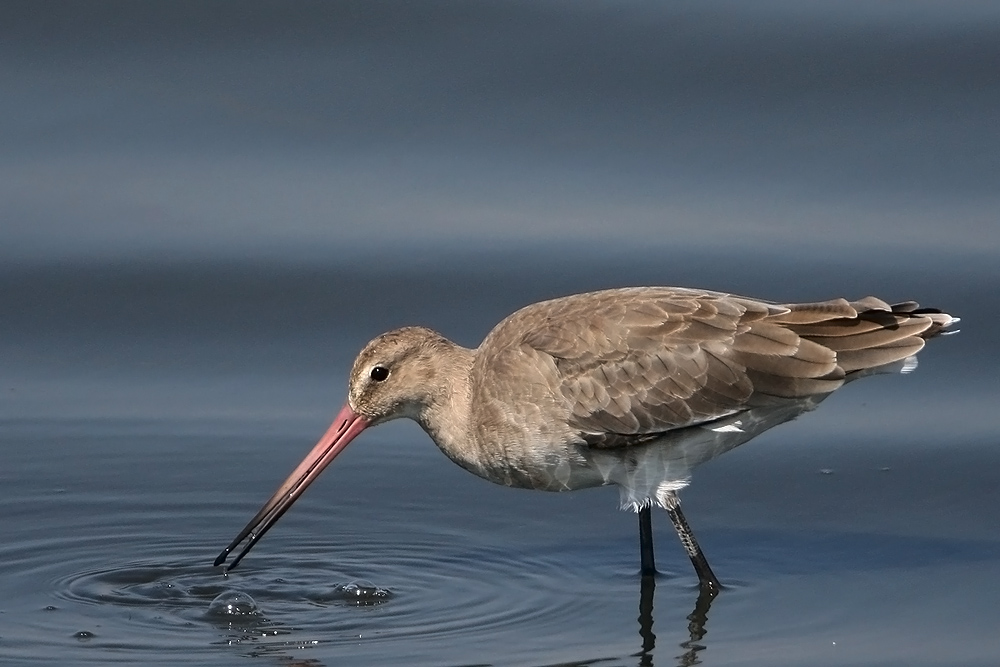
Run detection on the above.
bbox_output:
[2,253,998,666]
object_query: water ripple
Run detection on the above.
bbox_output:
[28,526,597,661]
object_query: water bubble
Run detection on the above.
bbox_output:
[332,580,393,605]
[74,630,96,641]
[207,591,260,619]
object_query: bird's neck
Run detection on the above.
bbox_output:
[416,343,476,466]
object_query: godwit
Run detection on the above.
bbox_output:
[215,287,956,592]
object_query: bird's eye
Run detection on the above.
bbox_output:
[370,366,389,382]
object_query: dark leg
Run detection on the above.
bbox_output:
[638,504,657,576]
[663,492,721,594]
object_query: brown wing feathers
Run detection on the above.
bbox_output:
[774,297,944,375]
[508,288,954,445]
[734,296,952,397]
[519,291,755,444]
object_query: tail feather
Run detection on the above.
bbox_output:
[742,298,957,398]
[796,315,930,352]
[835,337,926,373]
[910,308,960,337]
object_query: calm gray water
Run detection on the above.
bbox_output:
[2,254,998,666]
[2,2,999,665]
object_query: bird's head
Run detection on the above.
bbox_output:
[347,326,455,426]
[214,326,455,570]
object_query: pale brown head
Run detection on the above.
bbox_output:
[347,326,457,425]
[214,326,457,570]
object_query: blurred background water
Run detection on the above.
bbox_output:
[1,2,998,665]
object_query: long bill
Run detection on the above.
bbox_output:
[214,404,370,571]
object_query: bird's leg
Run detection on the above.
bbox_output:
[662,491,721,594]
[638,504,657,577]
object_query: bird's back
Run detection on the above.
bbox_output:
[470,287,955,462]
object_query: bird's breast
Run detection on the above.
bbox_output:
[462,434,610,492]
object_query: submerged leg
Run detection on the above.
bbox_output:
[638,504,657,576]
[662,492,721,594]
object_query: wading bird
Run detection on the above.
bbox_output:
[215,287,955,592]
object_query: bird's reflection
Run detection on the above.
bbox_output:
[636,575,657,665]
[634,574,717,667]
